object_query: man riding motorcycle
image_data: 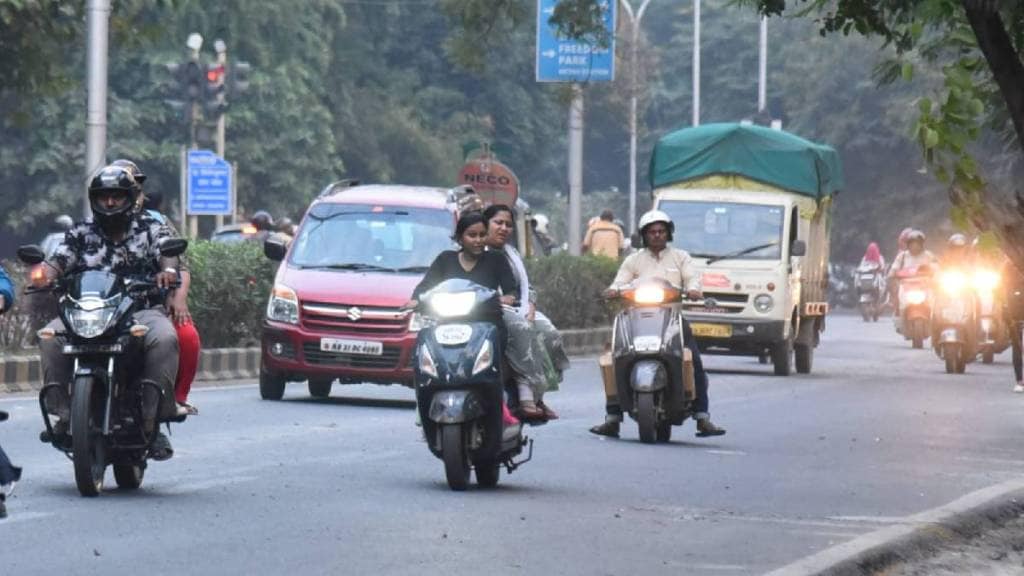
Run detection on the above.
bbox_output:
[34,164,182,460]
[589,210,726,438]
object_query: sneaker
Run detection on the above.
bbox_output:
[696,416,726,437]
[149,432,174,461]
[1014,383,1024,393]
[589,420,620,438]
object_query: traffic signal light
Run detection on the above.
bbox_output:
[229,60,251,96]
[204,63,228,119]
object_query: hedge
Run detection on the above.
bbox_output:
[526,253,620,329]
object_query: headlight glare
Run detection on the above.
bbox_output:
[972,269,1000,293]
[940,271,967,295]
[633,286,666,304]
[429,291,476,318]
[905,289,927,305]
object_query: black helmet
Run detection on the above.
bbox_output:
[110,159,147,187]
[88,164,141,231]
[251,210,275,231]
[277,217,294,232]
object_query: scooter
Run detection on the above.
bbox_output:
[17,240,189,497]
[600,279,710,444]
[933,268,977,374]
[412,279,531,491]
[973,267,1009,364]
[894,265,934,349]
[855,264,884,322]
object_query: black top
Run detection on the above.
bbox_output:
[412,250,519,300]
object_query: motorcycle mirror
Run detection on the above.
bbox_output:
[264,238,287,262]
[17,245,45,265]
[790,240,807,257]
[157,238,189,258]
[630,232,642,249]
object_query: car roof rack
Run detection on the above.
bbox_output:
[317,179,361,198]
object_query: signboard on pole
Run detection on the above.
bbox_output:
[458,156,520,207]
[536,0,616,83]
[187,149,233,215]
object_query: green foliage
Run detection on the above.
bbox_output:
[526,253,620,328]
[186,240,276,347]
[0,260,51,352]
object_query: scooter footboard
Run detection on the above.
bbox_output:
[429,390,484,424]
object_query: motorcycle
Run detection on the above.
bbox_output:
[601,279,710,444]
[17,239,188,497]
[973,267,1009,364]
[894,265,933,349]
[932,268,977,374]
[854,263,885,322]
[412,279,531,491]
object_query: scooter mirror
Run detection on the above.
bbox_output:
[157,238,188,258]
[17,245,46,265]
[264,238,287,262]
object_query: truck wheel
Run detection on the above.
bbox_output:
[259,367,286,400]
[795,343,813,374]
[308,378,332,398]
[771,339,792,376]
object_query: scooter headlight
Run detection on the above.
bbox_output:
[940,271,967,296]
[905,289,927,305]
[632,286,666,305]
[471,339,493,376]
[972,269,1000,293]
[417,344,438,379]
[429,291,476,318]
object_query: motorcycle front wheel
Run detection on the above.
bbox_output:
[637,393,657,444]
[441,425,470,491]
[71,375,106,497]
[911,319,926,349]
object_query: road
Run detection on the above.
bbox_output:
[2,314,1024,575]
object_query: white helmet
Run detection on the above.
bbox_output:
[637,209,674,246]
[532,214,549,234]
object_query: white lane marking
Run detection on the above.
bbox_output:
[827,515,913,525]
[687,564,748,571]
[705,449,746,456]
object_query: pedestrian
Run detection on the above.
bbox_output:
[1002,259,1024,393]
[582,209,624,259]
[0,264,24,518]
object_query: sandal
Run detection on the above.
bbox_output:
[517,401,546,421]
[537,401,559,420]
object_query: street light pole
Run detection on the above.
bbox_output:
[84,0,111,219]
[758,15,767,113]
[567,84,585,256]
[620,0,653,235]
[692,0,701,126]
[214,39,227,231]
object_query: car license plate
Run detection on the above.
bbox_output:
[690,323,732,338]
[320,338,383,356]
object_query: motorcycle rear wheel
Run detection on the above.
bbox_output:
[71,376,106,497]
[656,420,672,443]
[943,344,960,374]
[113,463,145,490]
[441,425,470,491]
[474,457,501,488]
[637,393,657,444]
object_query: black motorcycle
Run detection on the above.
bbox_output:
[603,279,711,443]
[412,279,531,491]
[18,239,187,497]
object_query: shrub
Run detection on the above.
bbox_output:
[526,253,619,329]
[0,260,53,352]
[187,240,277,348]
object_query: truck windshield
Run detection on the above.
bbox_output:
[289,204,454,271]
[659,200,784,261]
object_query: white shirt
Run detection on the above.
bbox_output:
[610,246,700,292]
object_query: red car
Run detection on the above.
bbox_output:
[260,181,458,399]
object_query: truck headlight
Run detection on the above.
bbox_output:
[753,294,774,313]
[267,284,299,324]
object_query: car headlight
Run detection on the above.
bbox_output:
[429,291,476,318]
[753,294,774,313]
[972,269,1000,293]
[905,289,927,305]
[68,305,116,338]
[940,271,967,295]
[472,339,493,375]
[417,344,438,379]
[633,286,666,304]
[267,284,299,324]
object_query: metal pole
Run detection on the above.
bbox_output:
[758,16,767,112]
[621,0,654,236]
[214,41,227,230]
[179,146,188,234]
[692,0,701,126]
[567,84,584,256]
[84,0,111,219]
[187,47,201,240]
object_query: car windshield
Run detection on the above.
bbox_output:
[659,200,784,261]
[289,203,454,271]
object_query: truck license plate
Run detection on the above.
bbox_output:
[320,338,383,356]
[690,323,732,338]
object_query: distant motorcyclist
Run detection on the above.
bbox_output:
[888,230,937,279]
[942,233,972,268]
[250,210,275,242]
[859,242,886,272]
[33,164,181,460]
[0,264,22,518]
[589,210,726,438]
[40,215,74,258]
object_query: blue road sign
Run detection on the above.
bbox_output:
[187,149,232,216]
[536,0,616,83]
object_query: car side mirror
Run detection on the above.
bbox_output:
[790,240,806,257]
[157,238,189,258]
[17,245,46,265]
[264,238,287,262]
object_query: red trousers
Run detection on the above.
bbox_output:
[175,322,201,404]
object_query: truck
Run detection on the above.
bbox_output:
[648,122,844,375]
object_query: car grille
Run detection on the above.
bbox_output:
[302,343,403,369]
[301,301,409,335]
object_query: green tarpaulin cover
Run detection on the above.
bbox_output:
[649,123,844,199]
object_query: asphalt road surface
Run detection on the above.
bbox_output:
[2,314,1024,575]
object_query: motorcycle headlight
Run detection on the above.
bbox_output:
[753,294,774,313]
[417,344,438,379]
[267,284,299,324]
[905,289,927,305]
[632,286,666,305]
[429,291,476,318]
[471,339,493,376]
[972,269,1000,293]
[68,304,116,338]
[940,271,967,295]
